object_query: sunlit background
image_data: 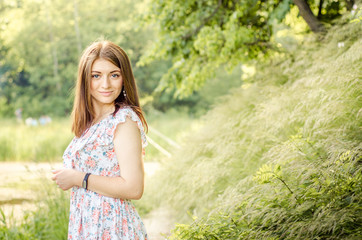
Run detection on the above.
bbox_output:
[0,0,361,239]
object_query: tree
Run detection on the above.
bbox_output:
[345,0,355,11]
[139,0,281,97]
[139,0,352,96]
[293,0,325,32]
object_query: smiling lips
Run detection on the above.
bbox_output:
[99,91,113,97]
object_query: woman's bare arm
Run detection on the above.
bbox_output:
[52,117,145,200]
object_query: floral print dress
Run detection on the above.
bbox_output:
[63,107,148,240]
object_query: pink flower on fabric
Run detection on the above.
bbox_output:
[85,157,96,168]
[122,218,128,234]
[93,141,99,150]
[102,230,111,240]
[71,191,75,201]
[102,201,111,216]
[92,209,100,224]
[112,164,120,172]
[106,149,115,159]
[106,126,114,135]
[77,222,82,233]
[100,169,112,176]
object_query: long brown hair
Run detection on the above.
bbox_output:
[71,40,147,137]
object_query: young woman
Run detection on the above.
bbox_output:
[52,40,148,239]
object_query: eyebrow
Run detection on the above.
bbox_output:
[91,70,121,73]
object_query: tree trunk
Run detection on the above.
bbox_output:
[345,0,355,11]
[293,0,325,33]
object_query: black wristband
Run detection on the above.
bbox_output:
[82,173,91,190]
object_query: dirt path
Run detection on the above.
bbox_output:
[143,206,175,240]
[0,162,174,239]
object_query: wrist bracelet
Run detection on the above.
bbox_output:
[82,173,91,190]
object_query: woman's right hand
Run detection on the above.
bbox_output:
[51,168,84,191]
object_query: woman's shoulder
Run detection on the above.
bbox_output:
[111,106,147,147]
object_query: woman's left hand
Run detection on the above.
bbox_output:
[51,168,80,191]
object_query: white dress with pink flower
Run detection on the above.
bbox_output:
[63,107,148,240]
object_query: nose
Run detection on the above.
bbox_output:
[101,75,111,89]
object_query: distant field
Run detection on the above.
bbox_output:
[0,109,196,162]
[0,118,73,162]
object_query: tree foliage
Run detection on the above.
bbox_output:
[140,0,355,96]
[140,0,279,97]
[0,0,165,117]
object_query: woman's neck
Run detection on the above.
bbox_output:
[92,104,115,124]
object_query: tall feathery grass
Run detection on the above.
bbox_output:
[149,20,362,239]
[144,108,198,162]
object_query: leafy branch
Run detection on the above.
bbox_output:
[182,0,223,40]
[254,164,299,202]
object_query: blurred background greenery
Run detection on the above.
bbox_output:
[1,0,361,239]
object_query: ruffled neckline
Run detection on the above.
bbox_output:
[63,107,148,164]
[81,112,114,138]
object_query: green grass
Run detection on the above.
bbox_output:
[0,119,73,162]
[0,178,69,240]
[0,109,194,163]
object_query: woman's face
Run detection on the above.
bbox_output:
[90,58,123,110]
